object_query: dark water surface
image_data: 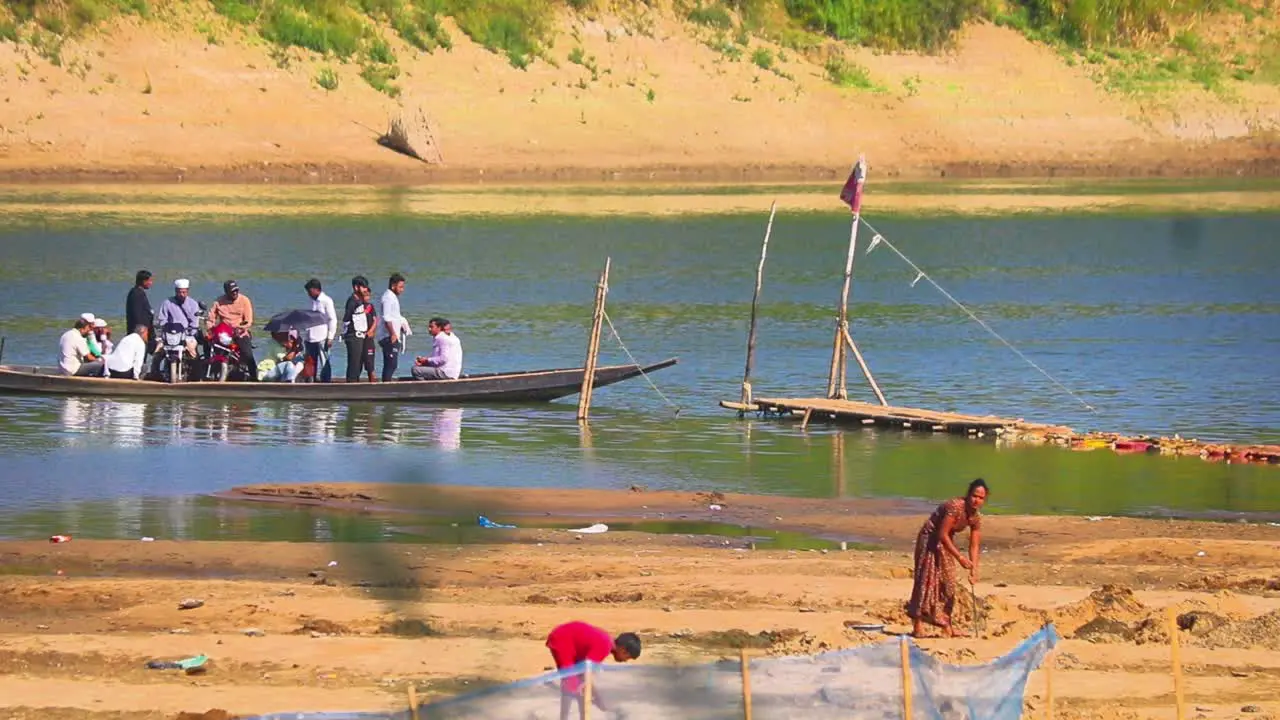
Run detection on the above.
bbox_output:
[0,195,1277,535]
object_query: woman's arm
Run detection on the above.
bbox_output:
[937,513,971,569]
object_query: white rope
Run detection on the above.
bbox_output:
[860,217,1097,414]
[602,310,682,416]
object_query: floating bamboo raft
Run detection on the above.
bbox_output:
[720,397,1280,465]
[719,397,1071,436]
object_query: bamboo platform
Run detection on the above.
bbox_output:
[718,397,1073,436]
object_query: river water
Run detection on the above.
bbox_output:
[0,184,1277,537]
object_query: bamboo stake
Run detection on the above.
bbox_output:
[1168,607,1185,720]
[407,684,420,720]
[842,325,887,406]
[1044,649,1054,720]
[582,663,593,720]
[900,635,913,720]
[741,200,778,406]
[576,258,611,422]
[825,323,845,400]
[740,648,753,720]
[827,155,867,400]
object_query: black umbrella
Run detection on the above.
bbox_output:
[263,309,328,335]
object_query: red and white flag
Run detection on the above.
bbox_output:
[838,158,866,215]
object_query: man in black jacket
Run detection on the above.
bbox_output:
[126,270,155,352]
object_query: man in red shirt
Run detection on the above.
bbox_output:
[545,621,641,720]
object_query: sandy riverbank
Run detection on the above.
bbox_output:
[2,482,1279,720]
[4,181,1280,220]
[1,8,1279,186]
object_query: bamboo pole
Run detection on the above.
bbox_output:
[1044,649,1054,720]
[900,635,913,720]
[407,684,420,720]
[582,663,593,720]
[741,200,778,406]
[740,648,753,720]
[1168,607,1185,720]
[576,258,611,422]
[827,155,867,400]
[825,323,845,400]
[842,325,887,406]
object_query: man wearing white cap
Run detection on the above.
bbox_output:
[80,313,105,358]
[155,279,201,358]
[93,318,114,356]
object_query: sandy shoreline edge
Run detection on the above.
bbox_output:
[4,149,1280,187]
[220,483,1280,546]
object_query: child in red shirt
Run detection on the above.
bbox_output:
[545,621,641,719]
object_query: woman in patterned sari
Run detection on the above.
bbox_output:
[908,478,988,638]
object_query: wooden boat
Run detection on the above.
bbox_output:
[0,359,678,403]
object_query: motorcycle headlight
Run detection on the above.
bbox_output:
[217,332,232,345]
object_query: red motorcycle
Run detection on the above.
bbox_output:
[206,321,248,382]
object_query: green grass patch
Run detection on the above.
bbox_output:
[367,34,396,63]
[316,65,340,90]
[3,0,149,35]
[751,46,773,69]
[783,0,984,51]
[368,0,452,52]
[210,0,258,25]
[706,33,744,60]
[687,1,734,29]
[824,55,878,90]
[360,62,401,96]
[259,1,364,57]
[445,0,554,69]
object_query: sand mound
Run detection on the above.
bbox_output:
[175,711,236,720]
[1181,574,1280,594]
[1198,609,1280,650]
[1050,585,1147,640]
[1076,617,1136,643]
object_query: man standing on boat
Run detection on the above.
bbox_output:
[126,270,154,352]
[342,276,379,383]
[410,317,462,380]
[379,273,412,382]
[304,278,338,382]
[209,280,258,381]
[58,318,104,377]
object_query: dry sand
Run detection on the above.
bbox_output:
[2,482,1279,720]
[1,8,1278,186]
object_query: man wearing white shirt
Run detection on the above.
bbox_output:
[59,318,104,376]
[106,326,150,379]
[378,273,412,382]
[411,317,463,380]
[303,278,338,383]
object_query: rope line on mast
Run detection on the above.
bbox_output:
[860,217,1097,414]
[603,310,682,416]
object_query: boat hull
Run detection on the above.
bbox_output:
[0,359,678,403]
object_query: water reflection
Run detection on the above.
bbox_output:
[33,397,473,451]
[433,408,463,451]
